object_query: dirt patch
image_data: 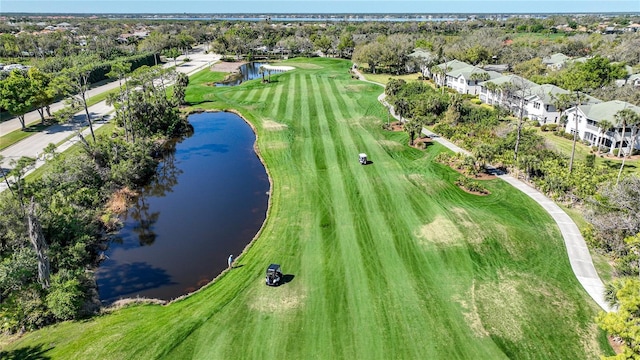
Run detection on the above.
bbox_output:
[384,121,404,132]
[262,120,288,131]
[450,208,483,244]
[608,336,624,355]
[410,136,433,149]
[209,61,246,73]
[250,285,306,313]
[474,273,526,342]
[455,280,490,337]
[416,216,464,246]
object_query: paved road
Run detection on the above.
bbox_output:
[353,69,611,312]
[0,47,221,191]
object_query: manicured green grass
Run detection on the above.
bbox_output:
[0,122,49,151]
[363,72,422,85]
[536,127,639,174]
[3,58,610,359]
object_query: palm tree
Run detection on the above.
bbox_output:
[483,81,499,106]
[469,71,490,84]
[614,108,636,158]
[404,118,423,146]
[550,92,572,127]
[596,119,613,155]
[394,98,409,123]
[616,110,640,185]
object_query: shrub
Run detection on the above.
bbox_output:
[455,176,488,194]
[45,273,84,321]
[585,154,596,168]
[547,124,558,131]
[540,124,548,131]
[470,98,482,105]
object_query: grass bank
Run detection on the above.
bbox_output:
[3,58,612,359]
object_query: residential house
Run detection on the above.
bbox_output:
[542,53,570,70]
[523,84,571,124]
[407,48,436,77]
[430,59,472,87]
[478,74,537,113]
[565,100,640,154]
[445,65,501,95]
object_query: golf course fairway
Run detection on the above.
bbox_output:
[1,58,611,359]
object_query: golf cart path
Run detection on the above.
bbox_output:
[353,68,611,312]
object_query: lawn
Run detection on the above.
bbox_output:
[536,127,639,175]
[0,122,50,151]
[2,58,612,359]
[362,71,422,85]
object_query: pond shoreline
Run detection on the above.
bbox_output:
[105,109,273,309]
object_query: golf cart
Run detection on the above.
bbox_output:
[359,153,368,165]
[265,264,283,286]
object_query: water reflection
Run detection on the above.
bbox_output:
[216,62,268,86]
[96,261,176,300]
[96,112,270,303]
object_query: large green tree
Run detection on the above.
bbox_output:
[0,70,37,130]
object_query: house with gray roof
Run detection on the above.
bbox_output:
[430,59,472,87]
[446,65,501,95]
[565,100,640,154]
[408,48,436,77]
[478,74,537,110]
[524,84,571,124]
[542,53,570,70]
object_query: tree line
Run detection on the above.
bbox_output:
[0,62,189,333]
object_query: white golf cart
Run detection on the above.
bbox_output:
[359,153,368,165]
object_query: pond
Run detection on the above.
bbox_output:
[95,112,270,303]
[216,62,268,86]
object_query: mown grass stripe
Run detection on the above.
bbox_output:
[309,75,385,358]
[319,75,437,357]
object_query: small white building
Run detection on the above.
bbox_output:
[524,84,570,124]
[565,100,640,154]
[445,65,501,95]
[430,59,472,88]
[542,53,570,70]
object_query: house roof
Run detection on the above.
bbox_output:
[408,48,435,62]
[482,64,509,72]
[576,100,640,125]
[480,74,537,89]
[436,59,472,72]
[446,65,486,79]
[542,53,570,65]
[526,84,570,104]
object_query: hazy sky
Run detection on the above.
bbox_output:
[1,0,639,14]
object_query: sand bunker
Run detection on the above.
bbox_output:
[261,65,295,72]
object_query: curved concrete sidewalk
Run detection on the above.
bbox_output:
[353,68,611,312]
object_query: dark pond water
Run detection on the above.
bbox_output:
[216,62,268,86]
[95,112,270,303]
